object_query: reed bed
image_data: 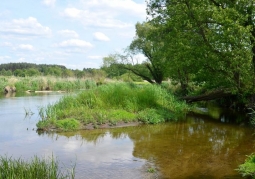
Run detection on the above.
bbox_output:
[0,155,75,179]
[0,76,96,92]
[37,83,190,131]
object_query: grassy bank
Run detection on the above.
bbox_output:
[0,155,75,179]
[0,76,96,92]
[37,83,190,131]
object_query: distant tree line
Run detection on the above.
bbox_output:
[0,62,104,78]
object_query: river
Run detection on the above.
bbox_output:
[0,92,254,179]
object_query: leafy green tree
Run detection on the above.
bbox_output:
[101,54,127,78]
[146,0,255,95]
[26,68,40,76]
[127,22,168,84]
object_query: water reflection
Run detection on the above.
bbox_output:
[52,117,255,178]
[0,94,254,178]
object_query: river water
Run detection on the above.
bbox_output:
[0,92,254,179]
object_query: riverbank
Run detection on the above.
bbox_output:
[37,83,190,131]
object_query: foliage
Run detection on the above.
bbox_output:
[0,155,75,179]
[127,22,168,84]
[37,83,190,131]
[236,153,255,178]
[0,62,94,78]
[146,0,255,94]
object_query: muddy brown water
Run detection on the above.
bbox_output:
[0,92,254,179]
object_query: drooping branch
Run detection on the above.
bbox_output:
[123,66,155,84]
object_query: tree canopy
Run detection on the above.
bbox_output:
[146,0,255,94]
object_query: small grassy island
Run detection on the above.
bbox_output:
[37,83,190,131]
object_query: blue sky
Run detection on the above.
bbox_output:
[0,0,147,69]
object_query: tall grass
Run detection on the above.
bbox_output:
[0,76,96,92]
[0,155,75,179]
[37,83,190,131]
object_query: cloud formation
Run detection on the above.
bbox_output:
[42,0,56,7]
[62,0,146,28]
[55,39,93,48]
[93,32,110,41]
[58,30,79,38]
[0,17,51,38]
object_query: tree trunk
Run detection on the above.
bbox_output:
[181,89,233,103]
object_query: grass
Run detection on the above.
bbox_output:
[0,155,75,179]
[236,153,255,178]
[37,82,190,131]
[0,76,97,92]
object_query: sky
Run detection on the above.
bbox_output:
[0,0,147,70]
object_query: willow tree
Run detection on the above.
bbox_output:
[127,22,169,84]
[147,0,255,96]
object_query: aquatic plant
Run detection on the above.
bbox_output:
[237,153,255,178]
[0,155,75,179]
[37,83,190,131]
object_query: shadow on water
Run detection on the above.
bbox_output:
[44,108,255,178]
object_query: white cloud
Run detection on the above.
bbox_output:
[61,0,146,28]
[0,17,51,38]
[63,8,82,18]
[93,32,110,41]
[58,30,79,38]
[18,44,34,51]
[55,39,93,48]
[42,0,56,7]
[84,0,146,18]
[53,39,93,53]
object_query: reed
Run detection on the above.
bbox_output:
[0,155,75,179]
[0,76,96,92]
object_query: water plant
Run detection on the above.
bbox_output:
[236,153,255,178]
[37,83,190,131]
[0,155,75,179]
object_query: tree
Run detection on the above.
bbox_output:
[146,0,255,96]
[101,54,126,78]
[126,22,168,84]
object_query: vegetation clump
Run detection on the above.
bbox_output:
[237,153,255,178]
[0,155,75,179]
[37,83,190,131]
